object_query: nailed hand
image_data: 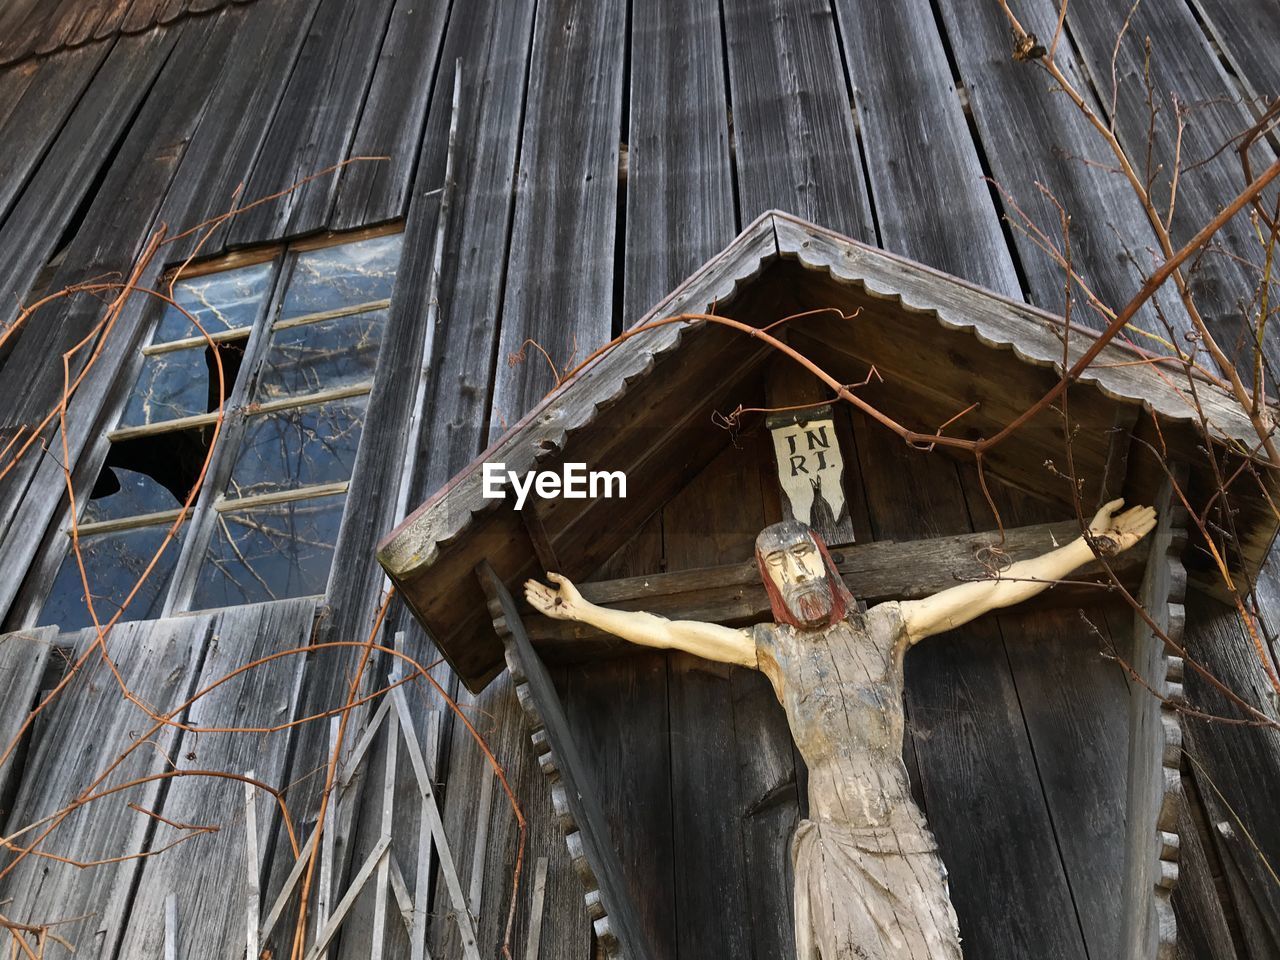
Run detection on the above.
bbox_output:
[523,572,585,621]
[1087,498,1158,556]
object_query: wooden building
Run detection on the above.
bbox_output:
[0,1,1278,959]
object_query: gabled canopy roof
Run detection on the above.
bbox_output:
[380,210,1277,692]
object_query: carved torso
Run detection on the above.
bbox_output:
[753,603,927,839]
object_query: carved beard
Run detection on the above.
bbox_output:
[783,580,835,628]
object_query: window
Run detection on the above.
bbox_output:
[35,229,404,629]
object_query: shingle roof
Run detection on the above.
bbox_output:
[0,0,257,66]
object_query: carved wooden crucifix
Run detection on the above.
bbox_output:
[516,501,1156,960]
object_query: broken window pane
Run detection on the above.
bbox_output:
[153,261,274,343]
[226,395,368,500]
[84,429,212,523]
[192,493,345,608]
[38,523,186,630]
[280,234,401,320]
[118,339,246,428]
[255,309,388,401]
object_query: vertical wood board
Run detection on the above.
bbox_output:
[1181,586,1280,951]
[721,0,873,241]
[411,0,538,498]
[0,626,55,817]
[1050,0,1280,377]
[831,0,1020,294]
[564,519,676,959]
[330,0,452,230]
[488,0,627,437]
[225,0,398,245]
[622,0,735,324]
[660,441,794,960]
[852,409,1089,960]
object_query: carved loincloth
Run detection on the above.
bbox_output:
[791,814,963,960]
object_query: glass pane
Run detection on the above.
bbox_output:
[226,395,367,500]
[153,261,273,343]
[38,523,186,630]
[192,494,345,608]
[119,339,246,427]
[85,430,212,523]
[280,234,401,320]
[255,309,388,401]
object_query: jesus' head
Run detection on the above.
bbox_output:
[754,520,855,630]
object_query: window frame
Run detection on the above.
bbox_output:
[15,222,405,629]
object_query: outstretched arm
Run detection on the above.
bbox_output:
[523,573,758,668]
[898,498,1157,645]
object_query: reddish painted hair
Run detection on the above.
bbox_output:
[754,521,855,629]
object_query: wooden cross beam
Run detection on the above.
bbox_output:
[511,519,1150,659]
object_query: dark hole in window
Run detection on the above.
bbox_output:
[90,339,246,517]
[90,428,213,517]
[203,338,247,412]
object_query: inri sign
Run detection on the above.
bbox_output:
[482,463,627,510]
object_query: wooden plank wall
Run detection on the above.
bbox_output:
[0,616,212,957]
[116,599,314,957]
[0,0,1278,957]
[1045,0,1279,376]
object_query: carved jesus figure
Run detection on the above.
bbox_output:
[525,499,1155,960]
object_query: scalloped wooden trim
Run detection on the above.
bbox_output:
[477,563,654,960]
[1121,470,1187,959]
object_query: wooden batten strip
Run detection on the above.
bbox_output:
[72,507,187,536]
[286,221,404,254]
[214,481,349,513]
[272,299,391,331]
[166,244,282,281]
[468,765,495,916]
[246,382,372,416]
[244,772,261,960]
[316,719,339,960]
[108,411,220,443]
[387,855,417,936]
[523,856,551,960]
[369,701,399,960]
[143,325,252,356]
[164,894,179,960]
[409,710,440,960]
